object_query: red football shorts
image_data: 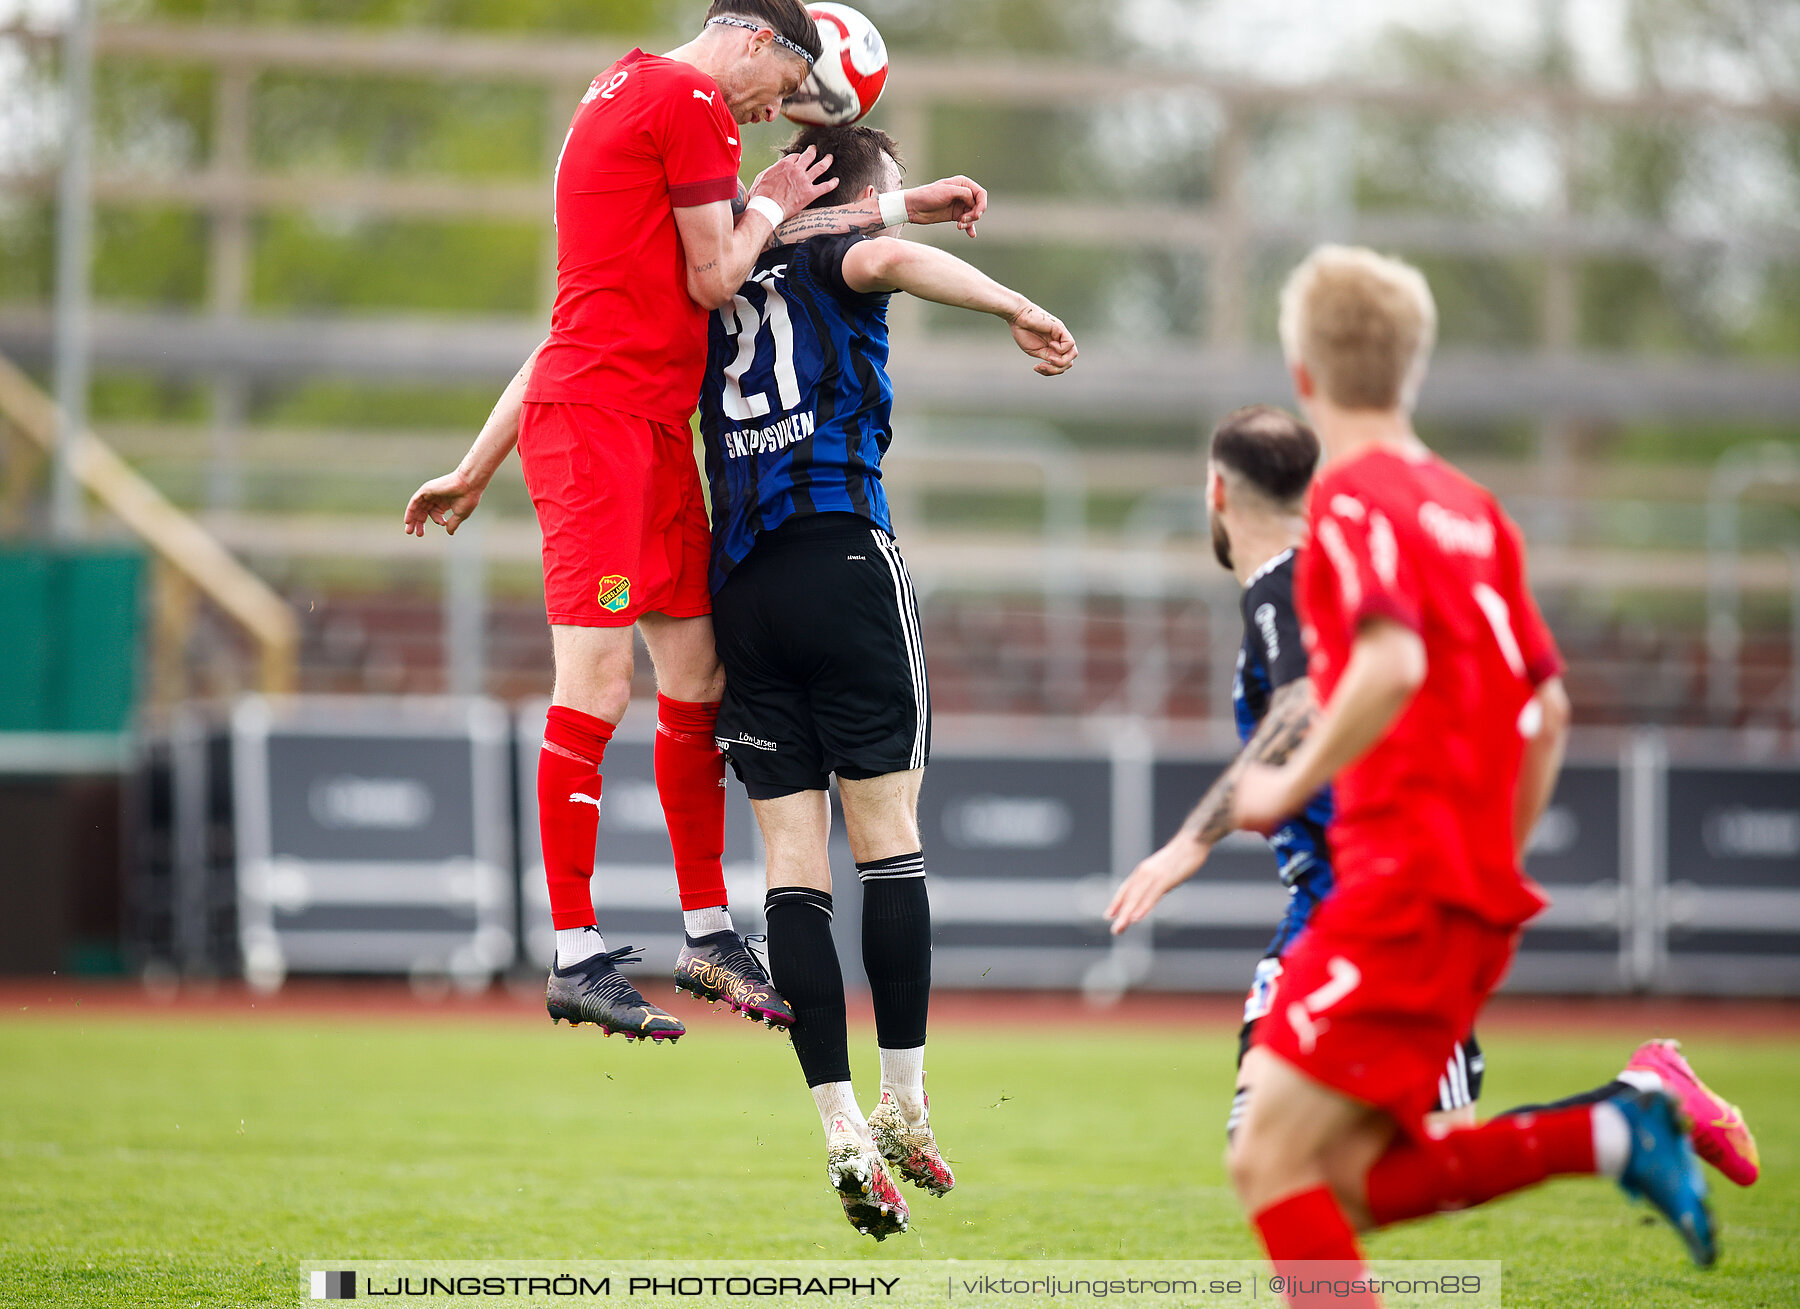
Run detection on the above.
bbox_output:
[1254,870,1519,1135]
[518,401,712,628]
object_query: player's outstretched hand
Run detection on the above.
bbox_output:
[404,470,483,537]
[905,176,988,236]
[1105,837,1210,935]
[1232,763,1298,836]
[1009,303,1078,375]
[750,145,839,221]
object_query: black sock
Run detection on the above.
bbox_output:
[858,852,931,1050]
[764,886,850,1087]
[1500,1079,1630,1117]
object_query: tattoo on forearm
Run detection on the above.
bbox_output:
[1251,680,1319,770]
[772,202,885,245]
[694,259,718,274]
[1179,679,1319,847]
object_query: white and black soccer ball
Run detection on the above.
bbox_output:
[782,3,889,126]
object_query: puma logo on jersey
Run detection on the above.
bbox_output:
[693,88,716,104]
[568,792,602,809]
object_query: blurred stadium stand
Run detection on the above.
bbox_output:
[0,12,1795,987]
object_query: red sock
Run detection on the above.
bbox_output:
[1365,1106,1597,1227]
[1252,1185,1379,1308]
[655,694,728,913]
[539,705,614,930]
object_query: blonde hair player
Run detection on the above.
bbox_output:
[1222,245,1722,1306]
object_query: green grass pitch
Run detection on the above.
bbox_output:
[2,1005,1794,1307]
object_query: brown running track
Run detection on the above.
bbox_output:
[3,978,1797,1039]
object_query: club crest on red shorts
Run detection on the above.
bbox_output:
[597,574,631,613]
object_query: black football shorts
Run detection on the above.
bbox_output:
[713,513,930,799]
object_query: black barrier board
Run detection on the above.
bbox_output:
[920,756,1112,880]
[1522,764,1622,888]
[232,697,514,983]
[1663,763,1800,983]
[1509,762,1626,989]
[266,736,476,863]
[1667,766,1800,889]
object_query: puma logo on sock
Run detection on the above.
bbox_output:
[569,792,602,809]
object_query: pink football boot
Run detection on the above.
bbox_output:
[1627,1039,1759,1187]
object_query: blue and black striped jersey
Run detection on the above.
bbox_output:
[1234,548,1335,909]
[698,233,895,592]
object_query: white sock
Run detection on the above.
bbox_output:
[1617,1068,1663,1096]
[1591,1102,1630,1180]
[879,1045,927,1124]
[555,926,606,968]
[683,905,733,939]
[811,1081,867,1140]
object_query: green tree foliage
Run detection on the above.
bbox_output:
[252,214,540,314]
[115,0,668,34]
[253,75,548,179]
[92,205,209,306]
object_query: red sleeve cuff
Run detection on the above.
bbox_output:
[1352,593,1422,635]
[669,175,740,207]
[1528,651,1565,686]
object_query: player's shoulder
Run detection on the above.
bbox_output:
[789,232,887,304]
[1241,548,1298,628]
[1308,454,1389,528]
[631,52,725,103]
[1315,445,1486,524]
[1242,547,1298,610]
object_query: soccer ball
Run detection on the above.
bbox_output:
[782,3,889,126]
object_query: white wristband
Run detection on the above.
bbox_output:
[746,195,786,230]
[878,190,909,229]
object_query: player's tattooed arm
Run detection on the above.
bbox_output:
[1249,678,1320,769]
[764,176,990,249]
[1106,678,1317,934]
[1235,619,1424,834]
[768,197,889,248]
[1182,679,1320,848]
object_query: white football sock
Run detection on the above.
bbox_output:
[812,1081,867,1140]
[1617,1068,1663,1096]
[683,906,733,939]
[1591,1102,1630,1180]
[555,926,606,968]
[879,1045,927,1124]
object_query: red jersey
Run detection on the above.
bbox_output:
[1297,444,1562,928]
[527,50,743,424]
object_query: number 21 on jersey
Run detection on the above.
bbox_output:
[718,274,801,422]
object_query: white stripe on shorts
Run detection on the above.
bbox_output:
[872,530,928,770]
[1437,1043,1471,1111]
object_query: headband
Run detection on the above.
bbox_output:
[706,15,816,67]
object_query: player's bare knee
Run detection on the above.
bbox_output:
[641,612,725,703]
[657,652,725,704]
[549,625,635,721]
[753,790,834,891]
[1227,1131,1290,1205]
[838,770,923,863]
